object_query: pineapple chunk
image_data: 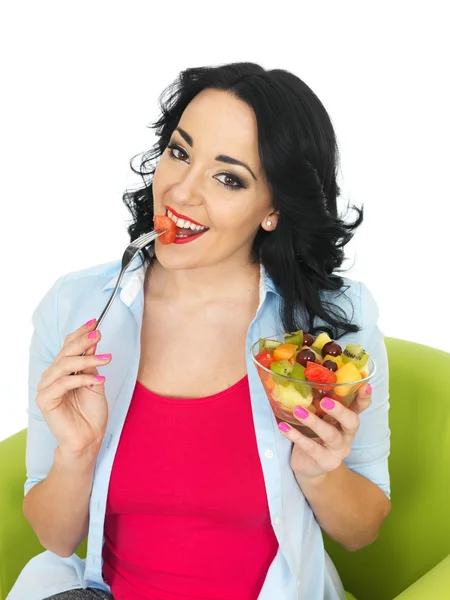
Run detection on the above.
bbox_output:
[312,332,333,351]
[323,354,344,369]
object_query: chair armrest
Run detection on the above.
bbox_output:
[0,430,45,600]
[393,554,450,600]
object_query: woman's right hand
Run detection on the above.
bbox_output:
[36,319,111,459]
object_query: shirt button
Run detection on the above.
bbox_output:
[274,515,281,525]
[297,580,301,587]
[264,449,274,459]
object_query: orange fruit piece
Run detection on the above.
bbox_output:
[153,215,176,244]
[335,362,362,397]
[273,344,298,361]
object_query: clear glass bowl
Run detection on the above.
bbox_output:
[250,335,376,438]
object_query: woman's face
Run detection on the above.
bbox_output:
[152,88,278,271]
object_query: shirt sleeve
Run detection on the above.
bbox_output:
[343,282,391,499]
[25,275,68,496]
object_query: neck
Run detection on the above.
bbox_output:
[146,256,261,304]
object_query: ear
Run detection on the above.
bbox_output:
[261,211,279,232]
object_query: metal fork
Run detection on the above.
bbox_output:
[72,229,164,374]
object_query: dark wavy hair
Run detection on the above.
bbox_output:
[123,62,363,339]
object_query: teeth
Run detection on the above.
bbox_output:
[166,211,207,231]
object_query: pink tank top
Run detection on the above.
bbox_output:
[102,375,279,600]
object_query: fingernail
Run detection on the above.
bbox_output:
[293,406,309,419]
[85,319,96,327]
[321,398,335,410]
[88,331,99,339]
[93,375,105,382]
[278,422,290,433]
[365,384,372,394]
[96,354,111,361]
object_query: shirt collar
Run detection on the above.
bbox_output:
[101,255,147,306]
[101,256,281,307]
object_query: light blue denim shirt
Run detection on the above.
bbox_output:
[8,257,390,600]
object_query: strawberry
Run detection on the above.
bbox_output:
[153,215,176,245]
[304,362,337,391]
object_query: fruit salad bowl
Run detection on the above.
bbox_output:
[250,331,376,438]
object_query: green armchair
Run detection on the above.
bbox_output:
[1,338,449,600]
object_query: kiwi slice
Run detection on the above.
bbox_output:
[270,359,293,386]
[290,362,312,399]
[259,338,282,354]
[284,330,303,347]
[342,343,369,370]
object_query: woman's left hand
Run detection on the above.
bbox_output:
[278,383,372,483]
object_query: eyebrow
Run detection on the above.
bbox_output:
[176,127,193,147]
[175,126,257,181]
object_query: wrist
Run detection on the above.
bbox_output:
[295,471,329,490]
[54,445,99,474]
[295,462,346,491]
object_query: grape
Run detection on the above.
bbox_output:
[296,348,316,367]
[322,360,338,372]
[322,341,342,357]
[302,333,314,347]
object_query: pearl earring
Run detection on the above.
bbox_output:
[266,220,272,227]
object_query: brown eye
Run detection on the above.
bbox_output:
[167,144,190,163]
[215,173,244,190]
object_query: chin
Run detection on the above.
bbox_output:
[154,243,207,271]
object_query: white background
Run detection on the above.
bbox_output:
[1,1,448,441]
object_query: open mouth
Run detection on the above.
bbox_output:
[165,207,209,240]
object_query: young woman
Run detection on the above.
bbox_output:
[9,63,390,600]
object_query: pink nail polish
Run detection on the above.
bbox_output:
[88,331,99,339]
[293,406,309,419]
[96,354,111,361]
[321,398,335,410]
[278,422,290,433]
[93,375,105,382]
[85,318,96,327]
[365,384,372,395]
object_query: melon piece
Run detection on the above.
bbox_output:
[273,382,313,409]
[255,349,274,370]
[304,362,337,392]
[335,362,362,397]
[273,343,298,361]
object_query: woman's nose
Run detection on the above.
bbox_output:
[170,170,204,206]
